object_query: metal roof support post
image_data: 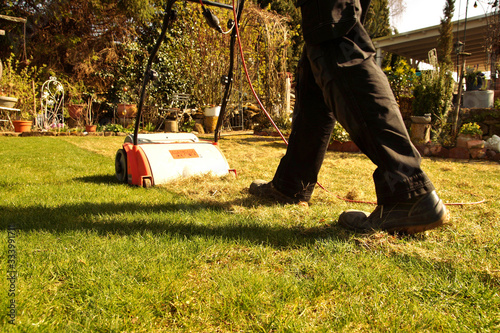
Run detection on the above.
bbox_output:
[376,48,383,67]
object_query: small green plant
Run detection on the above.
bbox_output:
[383,58,417,103]
[494,98,500,109]
[412,64,455,146]
[431,122,454,147]
[68,127,84,133]
[330,122,351,143]
[49,123,66,132]
[143,122,156,132]
[180,119,196,133]
[459,122,483,136]
[273,114,292,131]
[104,123,127,133]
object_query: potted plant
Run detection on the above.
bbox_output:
[456,122,483,148]
[117,86,137,120]
[0,54,42,132]
[12,100,38,132]
[83,95,96,132]
[463,67,494,108]
[83,93,103,133]
[328,123,359,152]
[66,80,87,121]
[465,67,485,91]
[383,59,417,124]
[68,98,86,121]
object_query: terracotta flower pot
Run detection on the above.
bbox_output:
[12,120,32,133]
[85,125,97,132]
[68,104,85,120]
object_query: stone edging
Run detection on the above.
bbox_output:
[414,142,500,162]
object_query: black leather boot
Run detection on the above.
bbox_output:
[338,191,448,234]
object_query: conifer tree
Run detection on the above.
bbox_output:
[364,0,392,38]
[438,0,455,66]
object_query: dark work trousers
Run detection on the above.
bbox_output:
[272,23,435,204]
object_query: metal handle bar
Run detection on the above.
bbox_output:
[133,0,243,145]
[185,0,233,10]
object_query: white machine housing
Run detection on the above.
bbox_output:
[119,133,231,186]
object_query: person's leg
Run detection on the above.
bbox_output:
[304,24,447,233]
[306,25,434,204]
[271,47,336,202]
[249,47,336,204]
[250,29,435,205]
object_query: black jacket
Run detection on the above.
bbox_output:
[297,0,372,44]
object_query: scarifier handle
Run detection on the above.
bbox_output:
[186,0,233,10]
[214,0,245,143]
[133,0,242,145]
[133,1,176,145]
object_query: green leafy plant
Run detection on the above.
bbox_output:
[0,54,45,120]
[143,122,156,132]
[431,122,454,147]
[459,122,483,136]
[180,119,196,133]
[64,79,87,105]
[412,66,454,119]
[494,98,500,109]
[383,58,417,102]
[330,122,351,143]
[273,113,292,131]
[104,123,128,133]
[412,64,454,146]
[465,66,486,91]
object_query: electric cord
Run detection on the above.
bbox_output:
[229,0,486,207]
[230,0,288,145]
[221,21,235,35]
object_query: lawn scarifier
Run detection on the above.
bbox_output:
[114,0,243,188]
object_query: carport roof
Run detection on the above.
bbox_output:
[373,14,492,71]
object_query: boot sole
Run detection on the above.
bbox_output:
[385,209,449,235]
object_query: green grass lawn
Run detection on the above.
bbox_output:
[1,135,499,332]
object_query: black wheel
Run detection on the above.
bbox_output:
[115,149,127,183]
